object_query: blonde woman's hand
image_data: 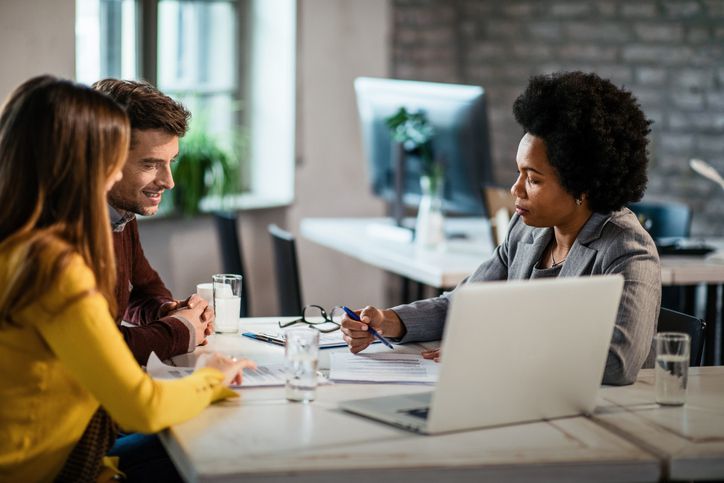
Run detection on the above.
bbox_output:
[196,353,257,386]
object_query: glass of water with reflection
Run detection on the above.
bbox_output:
[285,327,320,403]
[655,332,690,406]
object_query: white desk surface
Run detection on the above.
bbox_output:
[161,318,661,483]
[300,217,724,288]
[593,367,724,481]
[300,217,493,289]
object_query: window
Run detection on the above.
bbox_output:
[75,0,296,206]
[76,0,139,83]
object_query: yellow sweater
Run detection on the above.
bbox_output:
[0,241,236,482]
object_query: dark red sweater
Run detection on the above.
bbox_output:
[113,218,191,365]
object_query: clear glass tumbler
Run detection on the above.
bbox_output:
[285,327,320,403]
[212,274,242,333]
[655,332,690,406]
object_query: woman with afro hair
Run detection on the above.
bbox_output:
[341,71,660,386]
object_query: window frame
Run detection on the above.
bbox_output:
[77,0,296,210]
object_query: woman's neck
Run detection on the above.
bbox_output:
[552,209,593,254]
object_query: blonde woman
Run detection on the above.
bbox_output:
[0,76,254,482]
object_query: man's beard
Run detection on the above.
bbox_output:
[107,192,158,217]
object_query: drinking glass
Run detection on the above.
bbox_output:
[212,274,242,333]
[655,332,690,406]
[285,327,320,403]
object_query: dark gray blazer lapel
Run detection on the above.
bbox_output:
[559,243,597,277]
[509,228,552,279]
[559,212,610,277]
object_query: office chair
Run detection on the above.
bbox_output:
[268,224,304,316]
[481,184,516,246]
[629,201,694,313]
[657,307,706,367]
[213,211,250,317]
[628,201,692,240]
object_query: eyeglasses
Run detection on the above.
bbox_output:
[279,305,344,333]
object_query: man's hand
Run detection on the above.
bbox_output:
[200,301,215,336]
[160,294,215,339]
[159,293,206,318]
[160,295,210,346]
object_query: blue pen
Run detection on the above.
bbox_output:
[342,306,394,349]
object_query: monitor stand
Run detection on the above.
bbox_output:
[392,142,407,228]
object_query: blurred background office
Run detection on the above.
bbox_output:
[1,0,723,315]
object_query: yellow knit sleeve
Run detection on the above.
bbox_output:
[32,255,237,433]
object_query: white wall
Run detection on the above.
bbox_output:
[0,0,391,316]
[288,0,390,311]
[146,0,391,314]
[0,0,75,101]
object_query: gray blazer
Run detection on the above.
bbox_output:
[393,209,661,386]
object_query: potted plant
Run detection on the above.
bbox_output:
[385,107,444,249]
[385,107,443,189]
[165,124,242,217]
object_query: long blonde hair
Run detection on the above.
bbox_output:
[0,76,130,322]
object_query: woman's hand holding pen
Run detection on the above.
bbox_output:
[340,306,405,353]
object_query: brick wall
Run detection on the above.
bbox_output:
[392,0,724,235]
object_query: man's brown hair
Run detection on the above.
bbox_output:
[92,79,190,143]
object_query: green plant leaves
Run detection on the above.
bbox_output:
[171,129,241,216]
[384,107,440,180]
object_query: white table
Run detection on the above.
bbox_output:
[593,367,724,481]
[300,217,494,289]
[161,318,662,483]
[300,217,724,364]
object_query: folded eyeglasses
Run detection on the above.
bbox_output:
[278,305,345,333]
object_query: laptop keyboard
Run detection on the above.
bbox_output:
[402,407,430,419]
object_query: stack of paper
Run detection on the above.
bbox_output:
[329,352,439,384]
[146,352,292,388]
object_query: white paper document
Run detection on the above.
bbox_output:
[329,352,439,384]
[146,352,289,388]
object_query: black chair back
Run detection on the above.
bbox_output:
[657,307,706,367]
[213,212,249,317]
[629,201,692,240]
[268,224,303,316]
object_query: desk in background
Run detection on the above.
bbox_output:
[300,217,724,365]
[161,318,663,483]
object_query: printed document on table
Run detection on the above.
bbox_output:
[329,352,439,384]
[146,352,290,388]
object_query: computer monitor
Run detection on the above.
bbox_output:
[354,77,494,218]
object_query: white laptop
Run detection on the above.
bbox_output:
[339,275,624,434]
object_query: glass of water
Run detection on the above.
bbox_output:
[285,327,320,403]
[655,332,690,406]
[212,274,242,333]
